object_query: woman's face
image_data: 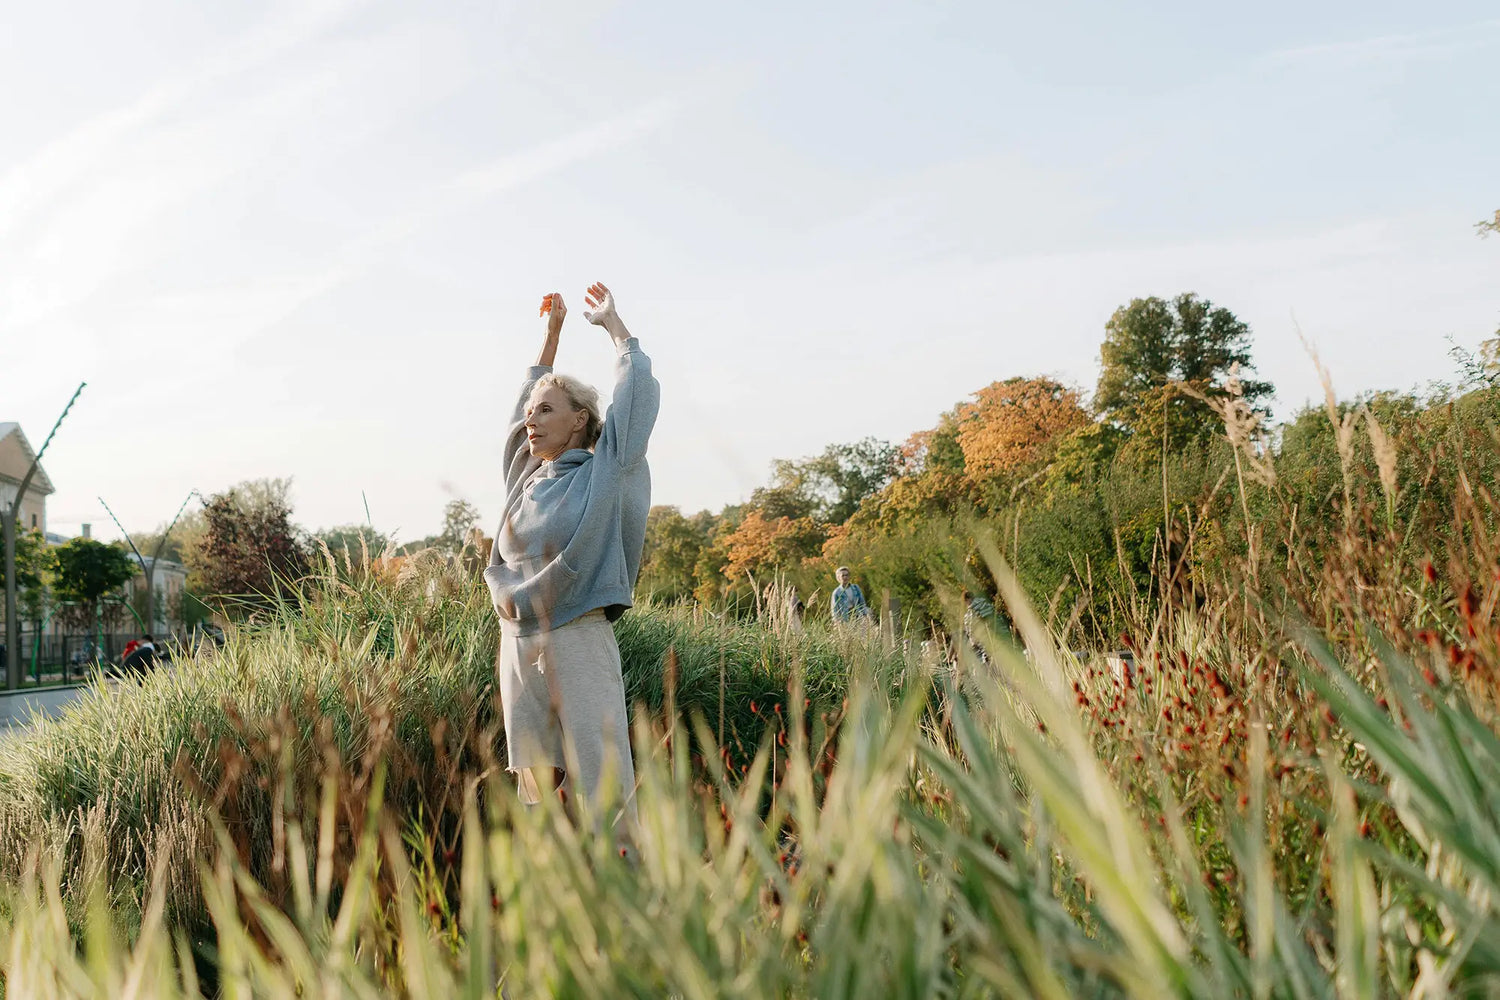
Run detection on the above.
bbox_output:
[525,384,587,460]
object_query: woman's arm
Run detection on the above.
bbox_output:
[501,294,564,487]
[588,284,661,467]
[536,292,565,366]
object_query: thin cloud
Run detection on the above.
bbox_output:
[217,95,689,352]
[1264,18,1500,67]
[448,96,683,199]
[0,0,364,237]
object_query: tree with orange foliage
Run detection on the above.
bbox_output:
[721,510,827,584]
[955,376,1089,486]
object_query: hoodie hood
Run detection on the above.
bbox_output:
[537,448,593,479]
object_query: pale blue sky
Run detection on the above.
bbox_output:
[5,0,1497,544]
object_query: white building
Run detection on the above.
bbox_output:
[124,557,190,634]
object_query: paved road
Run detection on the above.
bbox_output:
[0,681,103,733]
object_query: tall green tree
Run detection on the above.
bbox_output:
[750,438,900,525]
[314,525,391,563]
[1095,293,1272,448]
[12,529,57,625]
[638,506,717,603]
[438,500,482,554]
[52,538,136,633]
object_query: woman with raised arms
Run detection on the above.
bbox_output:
[484,282,660,834]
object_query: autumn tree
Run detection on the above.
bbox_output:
[1095,293,1271,449]
[721,510,827,585]
[194,486,309,613]
[899,411,965,477]
[956,376,1090,488]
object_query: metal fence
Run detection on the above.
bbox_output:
[1,631,191,686]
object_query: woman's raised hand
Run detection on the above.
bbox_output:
[540,292,566,337]
[582,283,618,328]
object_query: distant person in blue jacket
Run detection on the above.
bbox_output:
[484,282,660,836]
[830,566,872,623]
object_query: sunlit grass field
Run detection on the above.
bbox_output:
[4,397,1500,997]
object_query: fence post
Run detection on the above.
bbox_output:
[880,590,900,647]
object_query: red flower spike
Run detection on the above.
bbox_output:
[750,701,759,715]
[1423,561,1438,584]
[1422,666,1438,686]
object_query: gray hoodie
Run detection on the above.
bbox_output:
[484,337,660,636]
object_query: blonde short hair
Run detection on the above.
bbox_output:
[530,373,603,450]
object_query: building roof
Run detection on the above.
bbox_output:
[0,423,56,497]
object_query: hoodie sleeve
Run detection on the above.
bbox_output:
[596,339,661,468]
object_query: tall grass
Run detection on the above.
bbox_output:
[3,560,1499,996]
[3,385,1500,995]
[0,550,901,932]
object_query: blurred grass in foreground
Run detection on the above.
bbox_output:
[1,536,1500,996]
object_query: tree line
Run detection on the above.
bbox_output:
[636,286,1500,642]
[13,200,1494,640]
[5,480,489,635]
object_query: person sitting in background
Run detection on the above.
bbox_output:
[830,566,872,623]
[121,634,159,675]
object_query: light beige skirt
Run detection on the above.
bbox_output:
[497,610,636,818]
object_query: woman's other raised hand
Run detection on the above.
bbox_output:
[583,282,630,344]
[540,292,567,336]
[535,292,565,366]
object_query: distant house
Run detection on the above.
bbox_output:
[125,557,190,634]
[0,422,54,536]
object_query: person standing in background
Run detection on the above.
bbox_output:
[830,566,871,623]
